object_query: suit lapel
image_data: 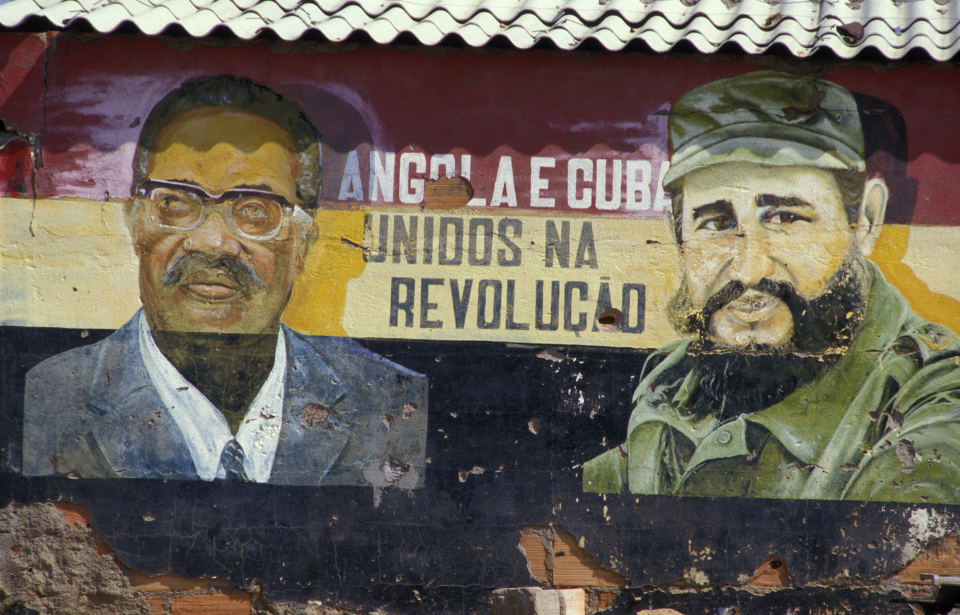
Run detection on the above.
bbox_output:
[80,317,352,484]
[84,313,199,480]
[270,327,351,485]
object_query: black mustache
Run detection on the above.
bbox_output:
[699,278,799,324]
[161,254,263,291]
[694,264,864,353]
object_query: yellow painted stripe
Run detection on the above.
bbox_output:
[2,199,958,347]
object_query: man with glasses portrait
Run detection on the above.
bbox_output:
[22,76,427,487]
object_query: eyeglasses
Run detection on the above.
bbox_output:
[133,180,313,241]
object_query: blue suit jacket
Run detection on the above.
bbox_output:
[22,313,428,486]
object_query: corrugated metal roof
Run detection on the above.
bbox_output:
[0,0,958,59]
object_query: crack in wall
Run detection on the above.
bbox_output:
[26,33,52,240]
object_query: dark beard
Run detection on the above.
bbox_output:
[669,260,867,422]
[687,350,837,423]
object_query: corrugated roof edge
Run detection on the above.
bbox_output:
[0,0,957,61]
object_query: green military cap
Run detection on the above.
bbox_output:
[663,70,865,186]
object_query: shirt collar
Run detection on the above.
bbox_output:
[137,312,286,482]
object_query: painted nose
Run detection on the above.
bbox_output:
[182,210,242,258]
[728,224,775,287]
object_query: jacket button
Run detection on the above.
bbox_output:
[717,431,732,445]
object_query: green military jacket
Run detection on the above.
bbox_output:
[583,263,960,503]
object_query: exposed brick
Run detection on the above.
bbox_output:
[747,555,791,588]
[518,522,626,590]
[897,535,960,585]
[52,501,91,528]
[519,532,550,584]
[128,571,208,592]
[593,591,619,612]
[490,588,585,615]
[171,592,251,615]
[145,594,166,615]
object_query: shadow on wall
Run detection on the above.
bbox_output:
[854,92,960,336]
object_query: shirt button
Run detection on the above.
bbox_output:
[717,430,732,445]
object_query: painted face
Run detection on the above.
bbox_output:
[678,163,857,349]
[131,107,312,335]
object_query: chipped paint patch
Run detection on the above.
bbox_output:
[903,509,960,564]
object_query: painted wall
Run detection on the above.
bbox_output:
[3,31,960,614]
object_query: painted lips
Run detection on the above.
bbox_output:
[180,271,241,301]
[724,291,782,324]
[162,254,264,302]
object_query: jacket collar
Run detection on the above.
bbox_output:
[268,326,352,484]
[85,311,198,478]
[84,312,352,483]
[86,312,152,416]
[746,261,913,464]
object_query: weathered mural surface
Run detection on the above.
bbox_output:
[3,31,960,612]
[23,75,428,487]
[583,71,960,503]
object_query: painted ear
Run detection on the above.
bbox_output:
[124,198,144,250]
[123,198,137,228]
[296,221,319,274]
[856,177,888,258]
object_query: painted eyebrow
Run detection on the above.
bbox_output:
[756,194,814,209]
[149,178,201,189]
[223,183,277,193]
[691,200,734,221]
[149,180,278,195]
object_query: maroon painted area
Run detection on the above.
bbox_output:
[0,34,45,196]
[829,67,960,226]
[0,139,34,198]
[7,33,960,224]
[0,33,47,135]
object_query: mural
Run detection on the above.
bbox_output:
[3,33,960,611]
[8,59,960,499]
[21,76,428,486]
[583,72,960,503]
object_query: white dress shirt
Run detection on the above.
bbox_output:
[137,313,285,482]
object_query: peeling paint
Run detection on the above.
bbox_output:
[904,510,959,564]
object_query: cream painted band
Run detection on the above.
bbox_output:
[2,198,959,348]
